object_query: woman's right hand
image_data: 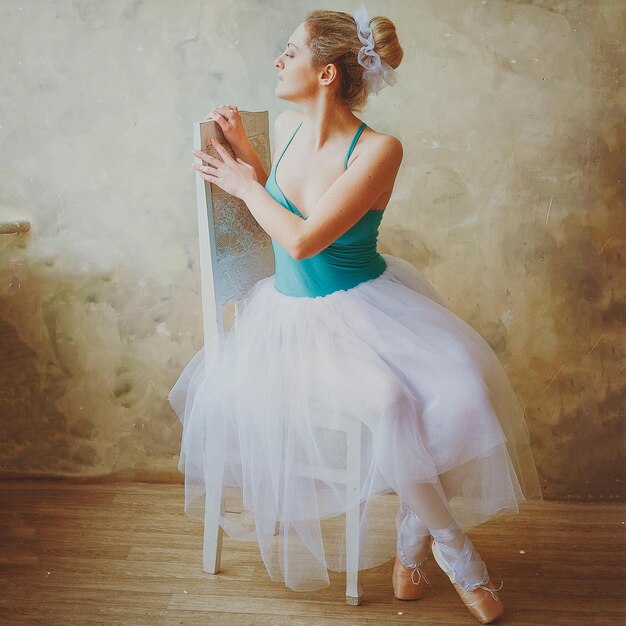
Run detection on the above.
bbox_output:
[203,104,248,152]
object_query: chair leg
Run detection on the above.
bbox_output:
[202,488,225,574]
[345,498,366,605]
[345,422,364,605]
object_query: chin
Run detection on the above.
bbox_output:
[274,88,295,103]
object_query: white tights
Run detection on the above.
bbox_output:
[398,482,489,590]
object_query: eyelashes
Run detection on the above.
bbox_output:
[275,44,293,61]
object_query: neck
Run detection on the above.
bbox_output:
[294,99,363,151]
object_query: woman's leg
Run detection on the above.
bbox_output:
[396,500,431,567]
[402,482,462,541]
[400,482,489,589]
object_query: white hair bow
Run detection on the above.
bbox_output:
[352,2,399,95]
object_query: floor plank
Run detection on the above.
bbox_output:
[0,479,623,625]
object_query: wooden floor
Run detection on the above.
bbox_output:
[0,479,624,626]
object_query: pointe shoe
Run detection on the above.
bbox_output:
[392,542,432,600]
[431,539,504,624]
[392,504,432,600]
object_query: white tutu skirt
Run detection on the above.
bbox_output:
[168,253,543,592]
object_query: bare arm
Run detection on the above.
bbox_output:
[295,135,402,259]
[239,183,306,258]
[196,109,305,257]
[207,105,283,188]
[240,134,402,260]
[230,109,300,191]
[231,140,269,188]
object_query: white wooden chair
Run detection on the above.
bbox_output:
[192,110,364,605]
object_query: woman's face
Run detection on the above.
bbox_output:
[274,22,322,102]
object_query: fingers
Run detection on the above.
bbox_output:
[192,137,240,173]
[208,104,239,122]
[193,163,219,177]
[192,149,220,172]
[209,137,236,163]
[202,105,230,122]
[197,171,218,184]
[192,139,235,171]
[236,157,252,169]
[193,149,220,167]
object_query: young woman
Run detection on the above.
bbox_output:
[170,4,542,623]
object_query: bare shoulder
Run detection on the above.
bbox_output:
[272,109,305,157]
[357,128,403,170]
[366,128,403,156]
[274,108,304,131]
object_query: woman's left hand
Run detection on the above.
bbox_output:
[193,138,257,199]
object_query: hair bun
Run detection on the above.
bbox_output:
[305,7,404,111]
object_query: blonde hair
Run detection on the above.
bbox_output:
[304,9,403,112]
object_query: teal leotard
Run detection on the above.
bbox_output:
[264,120,387,298]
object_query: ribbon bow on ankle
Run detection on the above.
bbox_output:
[477,579,504,602]
[410,566,431,587]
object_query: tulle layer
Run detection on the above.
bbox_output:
[168,253,542,592]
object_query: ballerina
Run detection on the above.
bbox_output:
[171,3,542,623]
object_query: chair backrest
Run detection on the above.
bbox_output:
[193,111,275,344]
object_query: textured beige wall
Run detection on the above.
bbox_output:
[0,1,623,500]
